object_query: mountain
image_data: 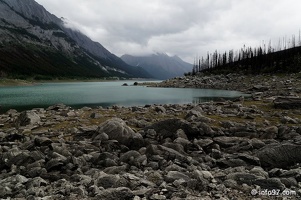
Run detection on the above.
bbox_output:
[0,0,151,79]
[121,53,193,79]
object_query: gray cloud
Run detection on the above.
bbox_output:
[35,0,301,63]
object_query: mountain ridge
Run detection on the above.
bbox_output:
[0,0,151,79]
[121,53,193,79]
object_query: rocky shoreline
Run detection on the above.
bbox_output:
[1,73,301,199]
[150,73,301,98]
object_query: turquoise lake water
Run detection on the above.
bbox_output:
[0,81,248,112]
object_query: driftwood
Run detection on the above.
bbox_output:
[274,97,301,109]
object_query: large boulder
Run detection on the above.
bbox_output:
[93,118,144,149]
[144,118,199,140]
[15,111,40,126]
[256,143,301,168]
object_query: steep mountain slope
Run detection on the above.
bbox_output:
[121,53,193,79]
[0,0,150,79]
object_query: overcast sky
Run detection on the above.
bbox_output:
[35,0,301,63]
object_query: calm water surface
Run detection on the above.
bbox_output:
[0,81,248,112]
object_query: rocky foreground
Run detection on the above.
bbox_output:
[1,74,301,199]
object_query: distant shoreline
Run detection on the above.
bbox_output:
[0,79,36,87]
[0,77,160,87]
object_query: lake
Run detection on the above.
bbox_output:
[0,81,248,112]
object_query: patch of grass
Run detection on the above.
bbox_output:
[0,79,34,86]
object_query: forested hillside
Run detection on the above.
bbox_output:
[189,35,301,75]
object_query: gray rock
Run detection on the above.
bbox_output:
[175,129,188,140]
[34,137,52,146]
[27,167,46,178]
[194,138,213,148]
[0,174,29,185]
[213,136,248,148]
[256,143,301,168]
[0,132,7,141]
[145,118,199,140]
[263,126,278,135]
[226,172,260,185]
[150,194,167,200]
[174,137,191,148]
[71,185,87,196]
[103,165,128,174]
[250,138,265,149]
[165,171,190,183]
[94,118,144,149]
[145,129,158,142]
[76,125,99,139]
[120,150,141,163]
[157,145,188,162]
[211,149,222,159]
[216,158,247,168]
[60,110,76,117]
[162,142,185,154]
[96,152,119,166]
[155,106,166,113]
[250,167,269,179]
[185,110,203,119]
[281,116,299,124]
[95,132,109,142]
[97,173,120,189]
[47,104,69,111]
[237,153,260,166]
[253,178,285,190]
[0,186,12,198]
[15,111,40,126]
[223,179,238,189]
[252,85,269,92]
[280,168,301,182]
[51,144,72,157]
[90,112,101,119]
[198,122,215,136]
[6,151,32,168]
[71,174,92,187]
[194,170,213,181]
[280,177,298,188]
[26,177,48,188]
[95,187,134,200]
[146,171,164,186]
[45,159,64,171]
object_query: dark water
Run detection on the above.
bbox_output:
[0,81,248,112]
